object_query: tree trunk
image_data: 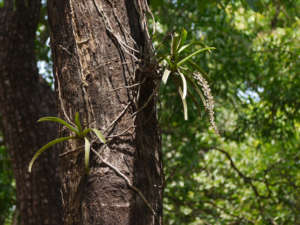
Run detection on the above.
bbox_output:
[0,1,62,225]
[47,0,163,224]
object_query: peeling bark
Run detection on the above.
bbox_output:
[48,0,163,224]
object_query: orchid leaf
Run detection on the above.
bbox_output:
[187,88,203,116]
[171,34,180,55]
[38,117,79,135]
[74,112,82,132]
[178,71,187,99]
[184,71,207,108]
[187,60,208,76]
[28,136,75,173]
[84,137,91,173]
[178,41,207,53]
[177,47,215,67]
[178,86,188,120]
[162,69,171,84]
[178,43,194,53]
[92,129,106,144]
[82,128,92,137]
[179,28,188,47]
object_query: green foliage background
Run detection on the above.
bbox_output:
[151,0,299,224]
[0,0,299,224]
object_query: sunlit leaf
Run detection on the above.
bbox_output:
[171,34,180,55]
[92,128,106,144]
[177,47,215,67]
[183,71,207,108]
[179,28,188,47]
[178,87,188,120]
[162,69,171,84]
[178,71,187,99]
[28,136,75,173]
[163,57,172,68]
[178,43,194,53]
[84,137,91,173]
[178,41,206,53]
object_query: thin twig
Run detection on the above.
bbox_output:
[103,103,131,134]
[56,74,73,125]
[107,125,135,139]
[59,145,84,158]
[90,58,130,73]
[91,148,156,215]
[145,0,156,35]
[132,82,160,117]
[106,0,138,47]
[109,79,146,92]
[92,0,139,60]
[212,147,272,199]
[58,44,72,56]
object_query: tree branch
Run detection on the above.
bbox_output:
[212,147,272,199]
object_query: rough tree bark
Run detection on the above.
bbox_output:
[0,1,62,225]
[48,0,163,224]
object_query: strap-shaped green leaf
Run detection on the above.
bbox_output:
[182,70,207,108]
[178,41,208,53]
[177,47,215,67]
[92,128,106,144]
[178,43,194,54]
[157,53,169,64]
[171,33,180,55]
[74,112,82,132]
[38,117,79,135]
[187,60,208,76]
[178,71,187,99]
[179,28,188,47]
[164,56,173,69]
[84,137,91,173]
[28,136,75,173]
[178,86,188,120]
[162,69,171,84]
[82,128,92,137]
[187,89,203,116]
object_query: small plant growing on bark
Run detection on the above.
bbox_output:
[158,28,218,133]
[28,112,106,173]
